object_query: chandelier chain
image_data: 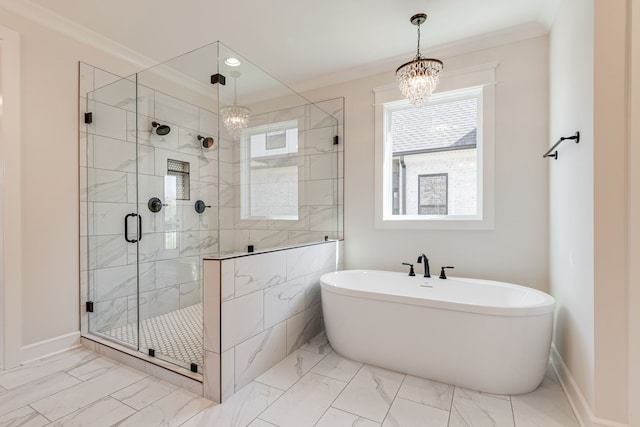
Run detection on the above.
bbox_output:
[416,24,421,59]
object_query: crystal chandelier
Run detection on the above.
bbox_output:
[221,71,251,139]
[395,13,443,108]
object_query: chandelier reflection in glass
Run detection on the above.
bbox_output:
[221,71,251,139]
[395,13,443,108]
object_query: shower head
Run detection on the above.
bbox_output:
[197,135,214,148]
[151,121,171,136]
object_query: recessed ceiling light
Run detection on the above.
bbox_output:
[224,57,241,67]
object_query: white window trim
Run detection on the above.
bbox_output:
[373,62,497,230]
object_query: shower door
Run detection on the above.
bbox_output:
[84,75,142,355]
[84,71,205,373]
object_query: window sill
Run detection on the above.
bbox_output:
[375,216,494,231]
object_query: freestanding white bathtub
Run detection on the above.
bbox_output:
[320,270,555,395]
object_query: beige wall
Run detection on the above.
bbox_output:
[629,1,640,425]
[304,36,550,291]
[550,0,635,424]
[0,9,137,355]
[548,0,595,414]
[593,1,629,422]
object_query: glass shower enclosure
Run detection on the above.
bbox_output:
[80,41,343,373]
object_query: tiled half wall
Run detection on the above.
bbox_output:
[202,240,343,402]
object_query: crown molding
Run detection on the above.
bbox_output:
[0,0,156,70]
[292,21,549,93]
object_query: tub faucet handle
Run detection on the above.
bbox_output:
[439,266,454,279]
[417,254,431,278]
[402,262,415,276]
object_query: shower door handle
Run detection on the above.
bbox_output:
[124,213,142,243]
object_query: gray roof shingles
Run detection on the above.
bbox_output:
[391,97,478,154]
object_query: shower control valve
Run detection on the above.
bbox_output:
[148,197,167,213]
[194,200,212,214]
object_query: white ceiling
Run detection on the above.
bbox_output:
[25,0,559,89]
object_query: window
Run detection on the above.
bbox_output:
[387,89,480,218]
[373,63,496,230]
[419,173,448,215]
[241,120,299,220]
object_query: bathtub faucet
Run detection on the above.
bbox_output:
[402,262,416,276]
[439,266,455,279]
[416,254,431,278]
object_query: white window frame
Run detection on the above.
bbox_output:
[373,62,497,230]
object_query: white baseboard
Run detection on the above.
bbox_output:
[550,345,629,427]
[21,331,81,364]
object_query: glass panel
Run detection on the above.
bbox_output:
[85,74,139,351]
[135,45,220,371]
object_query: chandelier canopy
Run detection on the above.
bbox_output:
[395,13,443,108]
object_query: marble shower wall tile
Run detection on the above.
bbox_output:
[286,303,323,355]
[87,235,128,270]
[87,100,128,142]
[203,261,220,354]
[93,202,135,236]
[285,245,322,280]
[221,349,235,401]
[234,250,287,297]
[305,179,336,206]
[179,280,202,308]
[154,92,200,131]
[130,112,179,150]
[234,322,287,391]
[92,297,128,332]
[155,257,200,288]
[91,77,146,114]
[132,286,180,322]
[221,291,263,351]
[203,351,221,402]
[299,126,337,156]
[263,278,306,329]
[87,169,128,203]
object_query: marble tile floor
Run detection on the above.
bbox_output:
[0,332,579,427]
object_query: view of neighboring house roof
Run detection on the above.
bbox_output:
[391,97,478,154]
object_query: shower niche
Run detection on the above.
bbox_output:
[79,41,343,385]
